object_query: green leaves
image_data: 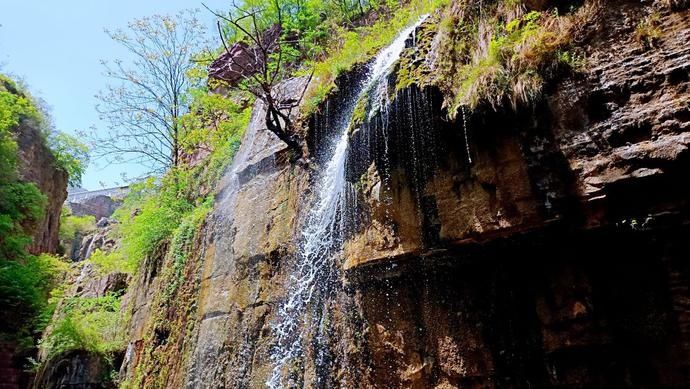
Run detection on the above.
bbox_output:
[95,9,209,172]
[59,208,96,242]
[41,293,124,358]
[0,253,68,340]
[302,0,449,114]
[48,132,90,187]
[0,182,47,260]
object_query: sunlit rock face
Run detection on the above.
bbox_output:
[69,195,122,221]
[109,2,690,388]
[14,121,68,255]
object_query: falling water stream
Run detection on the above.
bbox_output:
[268,16,428,388]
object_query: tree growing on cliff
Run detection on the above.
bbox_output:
[92,10,208,173]
[48,132,90,187]
[205,1,313,156]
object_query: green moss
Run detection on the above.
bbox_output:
[394,16,439,91]
[163,198,212,299]
[350,91,371,131]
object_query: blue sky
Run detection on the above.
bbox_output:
[0,0,227,189]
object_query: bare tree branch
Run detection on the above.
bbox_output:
[206,2,309,158]
[91,10,208,175]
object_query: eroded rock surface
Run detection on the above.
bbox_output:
[15,121,68,255]
[69,195,122,221]
[34,350,115,389]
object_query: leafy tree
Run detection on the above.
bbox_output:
[49,132,90,186]
[92,10,208,174]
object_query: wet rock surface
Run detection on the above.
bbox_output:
[338,3,690,387]
[34,350,115,389]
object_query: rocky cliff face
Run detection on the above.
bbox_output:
[15,121,68,255]
[106,1,690,388]
[69,195,122,222]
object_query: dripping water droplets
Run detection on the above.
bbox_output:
[461,105,472,165]
[267,15,428,388]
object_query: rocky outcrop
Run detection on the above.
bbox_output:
[15,121,68,255]
[69,218,118,262]
[342,3,690,266]
[33,350,116,389]
[336,3,690,387]
[34,233,128,387]
[209,24,282,88]
[115,79,311,388]
[69,195,122,221]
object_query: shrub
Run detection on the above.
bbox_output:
[59,208,96,242]
[635,11,663,48]
[90,249,135,275]
[113,177,193,269]
[0,253,69,341]
[0,182,47,260]
[40,293,124,358]
[48,132,90,187]
[433,0,597,116]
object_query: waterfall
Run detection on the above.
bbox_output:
[268,16,428,388]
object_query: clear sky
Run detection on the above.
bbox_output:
[0,0,228,190]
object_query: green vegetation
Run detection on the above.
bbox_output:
[208,0,448,116]
[31,10,252,367]
[0,76,46,261]
[432,0,595,116]
[107,73,249,387]
[40,293,124,358]
[115,177,194,268]
[1,73,90,369]
[302,0,449,114]
[112,90,247,270]
[635,10,662,48]
[0,253,68,344]
[0,74,55,344]
[59,207,96,242]
[163,197,212,298]
[92,10,209,173]
[49,132,90,186]
[90,249,134,275]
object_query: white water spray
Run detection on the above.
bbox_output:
[267,15,428,388]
